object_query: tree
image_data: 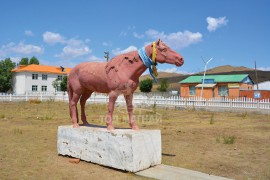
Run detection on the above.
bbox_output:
[52,79,60,94]
[60,76,68,93]
[139,78,153,92]
[29,56,39,65]
[19,57,29,65]
[0,58,16,92]
[157,79,169,92]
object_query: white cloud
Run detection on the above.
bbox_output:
[112,46,137,55]
[43,31,65,44]
[0,42,44,56]
[258,67,270,71]
[133,32,144,39]
[88,55,104,62]
[56,38,91,58]
[25,30,34,36]
[9,57,21,63]
[206,16,228,32]
[42,31,93,59]
[145,29,202,50]
[66,38,84,46]
[12,43,44,54]
[56,46,91,59]
[159,67,193,74]
[160,67,178,73]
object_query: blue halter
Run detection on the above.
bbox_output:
[138,47,157,82]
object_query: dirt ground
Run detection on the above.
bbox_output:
[0,101,269,180]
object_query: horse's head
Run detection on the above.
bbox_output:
[153,39,184,67]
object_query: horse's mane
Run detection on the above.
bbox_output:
[105,51,139,74]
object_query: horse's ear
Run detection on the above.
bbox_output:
[156,39,161,46]
[156,39,167,51]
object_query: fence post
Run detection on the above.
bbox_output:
[9,94,12,101]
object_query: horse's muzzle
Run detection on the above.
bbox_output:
[175,57,184,67]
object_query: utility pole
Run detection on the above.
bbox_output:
[200,57,213,98]
[104,51,109,62]
[255,61,259,90]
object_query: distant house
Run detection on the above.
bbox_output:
[11,64,71,95]
[254,81,270,90]
[179,74,254,99]
[240,81,270,99]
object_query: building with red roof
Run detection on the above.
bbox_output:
[11,64,71,94]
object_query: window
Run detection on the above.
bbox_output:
[32,74,38,80]
[32,85,38,91]
[42,74,47,80]
[202,79,215,84]
[41,86,47,91]
[218,86,228,96]
[57,75,62,81]
[189,86,196,95]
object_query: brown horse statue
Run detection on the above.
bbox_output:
[68,39,184,130]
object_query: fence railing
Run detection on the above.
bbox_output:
[0,93,269,111]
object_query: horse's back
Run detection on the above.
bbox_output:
[69,62,109,93]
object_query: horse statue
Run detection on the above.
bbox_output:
[68,39,184,130]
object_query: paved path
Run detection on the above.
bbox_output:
[136,164,233,180]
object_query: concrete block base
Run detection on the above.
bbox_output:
[57,125,161,172]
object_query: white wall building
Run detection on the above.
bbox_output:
[11,64,71,95]
[254,81,270,90]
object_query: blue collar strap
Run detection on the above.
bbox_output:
[138,47,157,82]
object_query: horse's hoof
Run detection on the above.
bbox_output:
[73,124,80,128]
[83,122,89,126]
[107,125,115,131]
[131,125,140,130]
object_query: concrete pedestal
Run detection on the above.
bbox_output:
[57,125,161,172]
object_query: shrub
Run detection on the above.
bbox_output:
[139,78,153,92]
[157,79,169,92]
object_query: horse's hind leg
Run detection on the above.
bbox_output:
[80,91,92,125]
[106,91,119,130]
[69,92,81,128]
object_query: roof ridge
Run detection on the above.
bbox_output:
[180,74,252,84]
[11,64,71,74]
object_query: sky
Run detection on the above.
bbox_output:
[1,0,270,74]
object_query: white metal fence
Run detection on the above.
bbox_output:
[0,93,269,111]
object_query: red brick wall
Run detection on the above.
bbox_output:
[240,90,270,100]
[180,85,190,97]
[180,83,255,99]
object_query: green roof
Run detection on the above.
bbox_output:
[180,74,253,84]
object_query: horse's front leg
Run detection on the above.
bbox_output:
[106,91,119,130]
[124,94,139,130]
